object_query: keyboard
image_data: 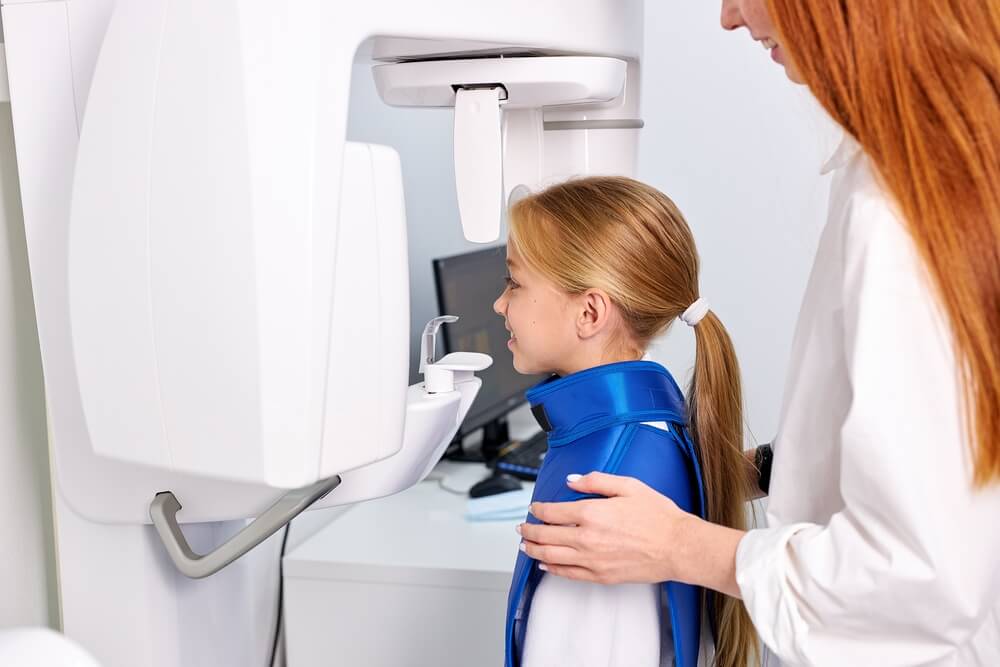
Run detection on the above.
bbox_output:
[494,431,548,480]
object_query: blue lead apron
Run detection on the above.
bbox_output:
[504,361,708,667]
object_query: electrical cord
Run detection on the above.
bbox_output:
[268,523,291,667]
[422,472,469,495]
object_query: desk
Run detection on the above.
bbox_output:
[284,407,539,667]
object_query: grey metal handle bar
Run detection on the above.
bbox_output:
[149,476,342,579]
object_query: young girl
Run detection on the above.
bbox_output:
[494,176,757,667]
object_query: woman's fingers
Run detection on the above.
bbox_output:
[529,499,589,526]
[517,521,580,547]
[536,563,600,583]
[519,540,584,567]
[529,473,649,528]
[566,471,643,498]
[516,475,690,586]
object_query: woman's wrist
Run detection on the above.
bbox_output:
[670,512,745,599]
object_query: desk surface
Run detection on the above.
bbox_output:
[285,462,530,590]
[285,404,539,589]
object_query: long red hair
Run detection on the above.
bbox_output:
[768,0,1000,485]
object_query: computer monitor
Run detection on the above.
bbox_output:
[432,245,545,460]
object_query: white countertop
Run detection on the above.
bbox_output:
[285,404,540,590]
[285,462,529,590]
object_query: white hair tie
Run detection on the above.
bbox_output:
[680,298,710,327]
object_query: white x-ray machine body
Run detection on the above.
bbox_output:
[0,0,643,664]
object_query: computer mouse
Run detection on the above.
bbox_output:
[469,472,523,498]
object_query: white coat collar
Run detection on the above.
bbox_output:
[820,133,862,175]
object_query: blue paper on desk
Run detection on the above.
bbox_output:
[465,488,533,522]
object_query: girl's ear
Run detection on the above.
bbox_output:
[576,289,615,340]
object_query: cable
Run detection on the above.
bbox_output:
[268,523,291,667]
[437,478,470,495]
[422,473,469,495]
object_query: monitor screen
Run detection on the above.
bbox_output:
[432,245,544,437]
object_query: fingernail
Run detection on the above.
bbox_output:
[539,564,549,572]
[567,473,582,483]
[519,542,526,552]
[515,524,522,535]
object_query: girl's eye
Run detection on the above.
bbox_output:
[504,274,519,290]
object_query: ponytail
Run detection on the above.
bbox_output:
[688,310,759,667]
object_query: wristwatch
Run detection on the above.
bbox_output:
[755,443,774,495]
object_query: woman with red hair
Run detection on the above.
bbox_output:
[517,1,1000,663]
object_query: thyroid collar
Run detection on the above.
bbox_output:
[505,360,708,667]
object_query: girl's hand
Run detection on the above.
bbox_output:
[517,472,744,597]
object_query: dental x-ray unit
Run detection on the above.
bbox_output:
[0,0,642,664]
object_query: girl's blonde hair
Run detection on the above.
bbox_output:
[509,176,758,667]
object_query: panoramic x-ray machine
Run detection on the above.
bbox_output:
[0,0,643,664]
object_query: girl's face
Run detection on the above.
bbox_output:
[492,244,580,376]
[720,0,803,83]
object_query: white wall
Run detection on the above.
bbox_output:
[0,97,58,629]
[640,2,839,445]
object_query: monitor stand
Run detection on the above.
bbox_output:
[443,416,510,464]
[479,418,510,463]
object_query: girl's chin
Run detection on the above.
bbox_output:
[509,343,551,376]
[511,354,534,376]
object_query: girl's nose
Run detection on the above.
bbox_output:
[493,292,507,316]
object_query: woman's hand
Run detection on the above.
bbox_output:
[518,471,745,597]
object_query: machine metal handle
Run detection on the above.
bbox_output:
[419,315,459,374]
[149,476,342,579]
